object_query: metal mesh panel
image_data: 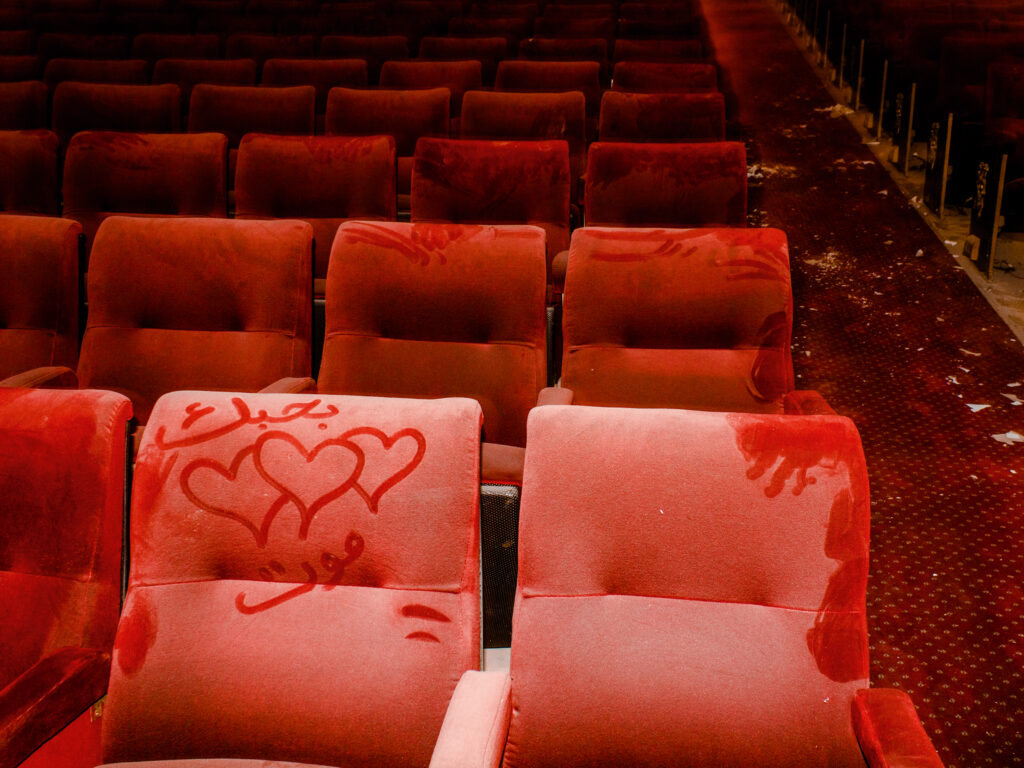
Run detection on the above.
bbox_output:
[480,482,520,648]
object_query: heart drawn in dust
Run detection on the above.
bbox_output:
[253,431,366,539]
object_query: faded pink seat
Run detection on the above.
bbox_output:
[430,404,945,768]
[96,390,483,768]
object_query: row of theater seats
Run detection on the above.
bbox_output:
[2,383,946,768]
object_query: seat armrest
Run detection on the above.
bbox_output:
[536,386,573,406]
[429,670,512,768]
[550,249,569,294]
[0,366,78,389]
[259,376,317,394]
[852,688,945,768]
[481,442,525,484]
[783,389,836,415]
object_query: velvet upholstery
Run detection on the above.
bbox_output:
[516,37,609,82]
[498,404,873,767]
[152,58,258,113]
[260,58,367,114]
[411,137,570,277]
[187,84,315,148]
[562,227,801,413]
[0,387,131,768]
[0,30,32,55]
[0,129,59,214]
[419,37,508,84]
[100,391,482,767]
[50,83,180,146]
[130,33,221,61]
[448,17,531,46]
[494,60,602,117]
[235,134,397,282]
[531,16,615,39]
[62,131,228,259]
[318,35,409,83]
[598,91,726,140]
[77,216,312,424]
[610,60,718,92]
[0,80,47,130]
[612,37,703,61]
[0,215,79,380]
[224,33,316,64]
[0,56,42,82]
[326,86,450,211]
[584,141,747,227]
[379,59,482,116]
[460,90,586,195]
[319,221,547,447]
[36,33,129,59]
[43,59,149,90]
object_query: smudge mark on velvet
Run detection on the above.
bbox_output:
[114,592,156,676]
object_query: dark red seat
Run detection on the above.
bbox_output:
[152,58,258,115]
[235,133,396,289]
[517,36,609,83]
[494,59,602,126]
[610,60,718,92]
[0,80,47,129]
[532,15,615,39]
[224,33,316,65]
[0,129,60,214]
[0,29,33,54]
[380,59,482,118]
[42,58,148,90]
[598,91,726,141]
[0,387,131,768]
[36,33,129,59]
[584,141,747,227]
[0,55,42,81]
[129,33,221,61]
[261,57,368,116]
[411,137,571,286]
[326,86,450,211]
[449,17,531,47]
[559,227,838,415]
[612,37,703,62]
[94,389,482,768]
[430,404,944,768]
[61,131,228,259]
[51,82,180,145]
[0,215,80,380]
[318,34,409,84]
[418,36,508,84]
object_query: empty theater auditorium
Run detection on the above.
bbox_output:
[3,0,1024,764]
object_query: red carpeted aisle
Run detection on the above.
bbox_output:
[699,0,1024,764]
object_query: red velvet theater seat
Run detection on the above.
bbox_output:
[460,89,586,199]
[326,86,450,211]
[129,33,222,61]
[36,33,129,60]
[584,141,747,227]
[418,36,508,84]
[611,60,718,92]
[448,18,532,49]
[0,80,47,130]
[560,227,837,415]
[516,37,609,83]
[235,133,396,290]
[319,220,547,449]
[0,387,131,768]
[612,37,703,62]
[318,34,409,84]
[50,82,180,146]
[531,15,615,40]
[0,56,43,82]
[0,129,60,214]
[411,137,571,286]
[430,405,945,768]
[380,59,482,119]
[61,131,227,259]
[261,57,368,117]
[152,58,258,116]
[0,29,32,55]
[0,215,79,380]
[43,58,149,90]
[224,32,317,65]
[494,59,602,120]
[97,390,482,768]
[598,91,726,141]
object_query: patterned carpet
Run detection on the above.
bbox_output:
[700,0,1024,763]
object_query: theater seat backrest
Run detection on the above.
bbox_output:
[152,58,258,113]
[318,34,409,83]
[62,131,228,257]
[411,137,570,274]
[562,227,794,412]
[0,81,47,130]
[612,37,703,62]
[418,36,508,83]
[187,83,315,147]
[43,58,149,90]
[261,58,368,113]
[379,59,482,115]
[224,32,317,64]
[0,55,42,82]
[78,216,312,423]
[495,59,602,115]
[130,33,222,61]
[508,405,870,767]
[0,129,59,214]
[320,221,547,447]
[611,60,718,92]
[0,215,79,379]
[51,82,180,145]
[103,391,482,766]
[598,91,725,140]
[235,133,396,281]
[584,141,747,227]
